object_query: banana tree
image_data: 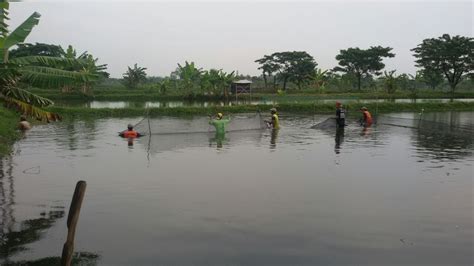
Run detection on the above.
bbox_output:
[0,1,96,121]
[123,63,147,89]
[382,70,399,94]
[309,69,328,93]
[62,45,108,94]
[216,70,235,99]
[172,61,203,96]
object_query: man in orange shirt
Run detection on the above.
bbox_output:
[360,107,373,127]
[119,124,142,138]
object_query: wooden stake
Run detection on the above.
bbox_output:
[61,181,87,266]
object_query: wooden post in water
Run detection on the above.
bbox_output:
[61,181,87,266]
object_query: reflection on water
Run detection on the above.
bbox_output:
[1,112,473,265]
[3,252,99,266]
[0,157,100,265]
[270,129,279,150]
[334,128,344,154]
[0,158,62,264]
[55,98,474,109]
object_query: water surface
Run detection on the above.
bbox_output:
[54,98,474,109]
[1,112,472,265]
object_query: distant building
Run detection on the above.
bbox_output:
[231,79,252,100]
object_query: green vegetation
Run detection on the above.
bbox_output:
[0,105,19,154]
[123,63,147,89]
[0,2,98,121]
[24,86,474,102]
[169,61,236,98]
[46,101,474,118]
[255,51,317,91]
[333,46,395,91]
[412,34,474,93]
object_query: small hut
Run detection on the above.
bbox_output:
[231,79,252,100]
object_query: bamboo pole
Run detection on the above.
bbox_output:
[61,181,87,266]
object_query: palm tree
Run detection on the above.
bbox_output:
[123,64,147,89]
[0,1,96,121]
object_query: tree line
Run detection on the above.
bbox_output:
[255,35,473,94]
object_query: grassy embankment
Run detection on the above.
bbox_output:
[29,87,474,102]
[47,101,474,118]
[0,105,20,155]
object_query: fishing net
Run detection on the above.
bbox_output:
[311,117,337,130]
[134,112,266,135]
[376,115,473,135]
[135,130,264,154]
[311,113,473,137]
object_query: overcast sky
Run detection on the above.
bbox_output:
[10,0,473,78]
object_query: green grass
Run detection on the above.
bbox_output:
[46,101,474,118]
[28,87,474,102]
[0,105,20,155]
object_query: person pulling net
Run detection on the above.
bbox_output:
[209,112,230,135]
[311,101,347,130]
[264,108,280,129]
[119,123,144,138]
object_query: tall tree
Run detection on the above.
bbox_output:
[255,55,279,89]
[421,68,444,90]
[412,34,473,94]
[256,51,317,91]
[123,64,147,89]
[333,46,395,91]
[0,1,95,121]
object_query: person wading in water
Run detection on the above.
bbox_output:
[18,115,31,131]
[265,108,280,130]
[335,101,346,128]
[119,124,142,138]
[360,107,373,127]
[209,112,230,135]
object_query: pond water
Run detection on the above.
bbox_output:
[54,98,474,109]
[1,112,472,265]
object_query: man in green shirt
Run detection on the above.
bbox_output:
[209,112,230,135]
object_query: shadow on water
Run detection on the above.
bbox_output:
[0,157,100,266]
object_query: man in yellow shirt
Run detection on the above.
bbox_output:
[265,108,280,129]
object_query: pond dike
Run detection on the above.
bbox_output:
[46,101,474,118]
[0,106,21,155]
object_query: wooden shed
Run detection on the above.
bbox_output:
[231,79,252,100]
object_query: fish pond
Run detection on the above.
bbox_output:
[53,98,474,109]
[0,112,472,265]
